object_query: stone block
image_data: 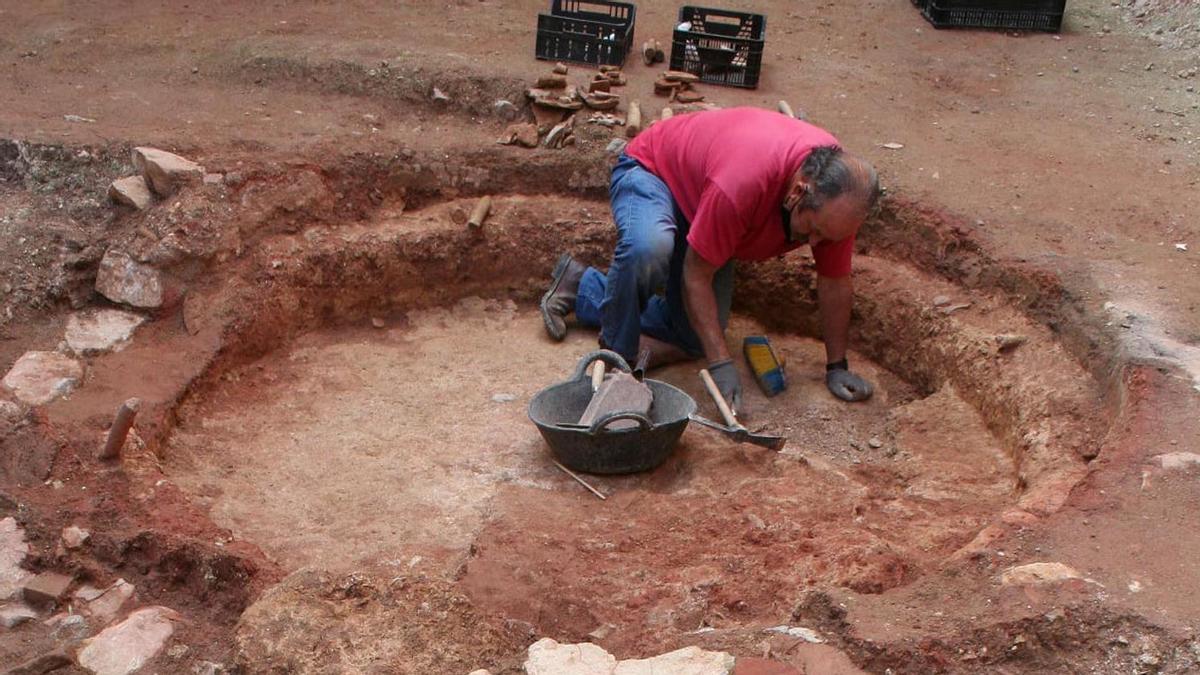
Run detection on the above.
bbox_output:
[77,606,180,675]
[65,309,146,355]
[2,351,83,406]
[21,571,74,608]
[108,176,152,210]
[524,638,616,674]
[132,147,204,196]
[95,250,163,309]
[614,646,735,675]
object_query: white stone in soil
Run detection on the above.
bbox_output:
[0,518,30,601]
[132,147,204,196]
[2,351,83,406]
[613,646,736,675]
[999,562,1091,586]
[1157,452,1200,470]
[108,176,152,210]
[95,250,163,309]
[524,637,617,674]
[77,606,180,675]
[65,309,146,356]
[62,525,91,549]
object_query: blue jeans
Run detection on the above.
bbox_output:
[575,154,734,363]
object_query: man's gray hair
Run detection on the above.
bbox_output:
[799,146,880,211]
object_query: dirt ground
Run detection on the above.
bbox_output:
[2,0,1200,673]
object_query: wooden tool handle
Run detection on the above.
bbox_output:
[699,368,739,428]
[591,361,605,392]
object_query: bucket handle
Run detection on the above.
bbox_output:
[569,349,632,382]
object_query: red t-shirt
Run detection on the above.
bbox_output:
[625,107,854,277]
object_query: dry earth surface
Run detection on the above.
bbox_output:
[1,0,1199,673]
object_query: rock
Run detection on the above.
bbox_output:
[501,123,540,149]
[62,526,90,549]
[193,662,229,675]
[524,638,617,674]
[46,612,90,641]
[999,562,1087,586]
[95,250,163,309]
[994,334,1028,352]
[0,518,31,601]
[468,671,493,675]
[493,99,521,121]
[77,606,180,675]
[0,601,38,628]
[132,147,204,196]
[166,644,189,659]
[65,309,146,356]
[75,579,135,626]
[22,572,74,608]
[587,624,614,641]
[615,646,736,674]
[491,393,517,403]
[2,352,83,406]
[432,87,450,102]
[931,295,951,306]
[867,437,883,449]
[1157,452,1200,470]
[108,176,152,210]
[202,173,223,186]
[766,625,824,643]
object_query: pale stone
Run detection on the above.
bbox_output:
[78,606,179,675]
[999,562,1086,586]
[0,518,31,601]
[95,250,163,309]
[65,309,145,356]
[1157,452,1200,470]
[524,638,617,675]
[468,671,493,675]
[108,176,152,210]
[0,601,37,628]
[75,579,135,626]
[2,352,83,406]
[62,525,90,549]
[132,147,204,196]
[766,625,825,643]
[614,646,735,675]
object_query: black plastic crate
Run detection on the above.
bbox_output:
[668,6,766,89]
[535,0,636,68]
[922,0,1066,32]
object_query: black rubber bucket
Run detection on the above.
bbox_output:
[528,350,696,474]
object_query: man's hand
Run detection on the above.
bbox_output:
[825,360,873,402]
[708,359,743,414]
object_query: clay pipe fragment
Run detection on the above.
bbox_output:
[99,397,141,461]
[625,101,642,138]
[777,100,796,118]
[698,369,786,450]
[467,196,492,229]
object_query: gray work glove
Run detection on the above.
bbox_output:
[825,359,873,402]
[708,359,743,415]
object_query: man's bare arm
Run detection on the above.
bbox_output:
[817,273,852,364]
[682,247,730,364]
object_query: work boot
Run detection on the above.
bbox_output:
[540,253,586,341]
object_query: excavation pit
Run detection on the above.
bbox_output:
[159,194,1104,660]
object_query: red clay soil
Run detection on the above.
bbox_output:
[1,0,1199,673]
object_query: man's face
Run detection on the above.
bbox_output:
[788,192,865,246]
